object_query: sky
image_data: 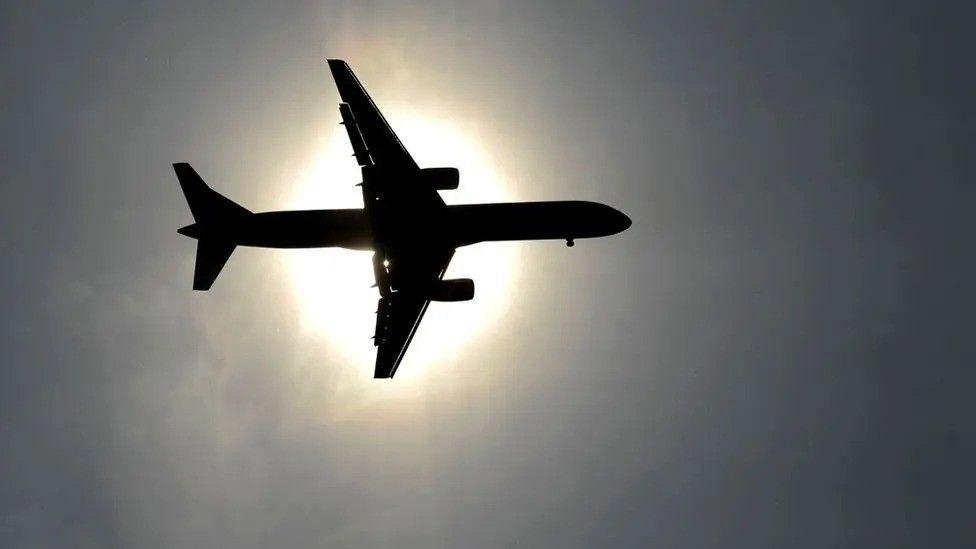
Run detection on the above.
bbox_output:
[1,1,974,547]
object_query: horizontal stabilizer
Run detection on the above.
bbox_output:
[193,238,236,291]
[173,162,250,290]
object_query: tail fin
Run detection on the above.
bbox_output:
[173,163,251,291]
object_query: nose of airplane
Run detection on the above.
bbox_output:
[608,207,631,233]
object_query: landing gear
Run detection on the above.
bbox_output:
[566,238,575,247]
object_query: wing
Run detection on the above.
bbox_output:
[328,59,418,171]
[373,248,454,378]
[328,59,453,377]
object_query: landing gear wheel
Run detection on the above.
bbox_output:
[566,238,575,247]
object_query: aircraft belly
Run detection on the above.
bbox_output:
[235,209,373,249]
[448,202,608,245]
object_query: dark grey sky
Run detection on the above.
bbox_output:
[2,2,974,547]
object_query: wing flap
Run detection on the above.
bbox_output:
[339,102,372,167]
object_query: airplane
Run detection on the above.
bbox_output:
[174,59,631,378]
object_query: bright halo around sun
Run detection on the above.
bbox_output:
[284,112,520,379]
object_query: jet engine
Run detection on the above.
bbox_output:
[418,167,459,190]
[429,278,474,302]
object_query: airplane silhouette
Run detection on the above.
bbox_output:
[175,59,631,378]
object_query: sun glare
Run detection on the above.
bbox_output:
[284,113,520,379]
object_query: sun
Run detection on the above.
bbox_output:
[282,112,520,378]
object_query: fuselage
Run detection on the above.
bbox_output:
[206,200,631,251]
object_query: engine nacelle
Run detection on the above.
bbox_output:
[429,278,474,302]
[418,167,459,190]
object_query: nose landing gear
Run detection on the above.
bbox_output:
[566,238,575,247]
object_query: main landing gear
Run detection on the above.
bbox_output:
[566,238,575,247]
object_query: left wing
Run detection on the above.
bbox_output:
[373,248,454,378]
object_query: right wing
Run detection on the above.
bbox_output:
[327,59,418,171]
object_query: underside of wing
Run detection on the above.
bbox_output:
[373,292,430,378]
[373,249,454,378]
[328,59,418,171]
[328,59,455,378]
